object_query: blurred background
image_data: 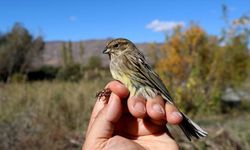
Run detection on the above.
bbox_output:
[0,0,250,149]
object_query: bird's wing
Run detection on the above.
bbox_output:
[135,55,174,104]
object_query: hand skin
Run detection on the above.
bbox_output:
[83,81,183,150]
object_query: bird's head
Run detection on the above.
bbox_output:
[103,38,136,59]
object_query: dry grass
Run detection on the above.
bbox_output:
[0,78,111,150]
[0,78,249,150]
[173,111,250,150]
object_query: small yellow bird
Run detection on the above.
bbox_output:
[101,38,207,140]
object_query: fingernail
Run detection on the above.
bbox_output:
[133,102,146,113]
[153,104,165,114]
[171,111,182,118]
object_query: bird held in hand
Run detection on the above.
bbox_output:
[100,38,207,140]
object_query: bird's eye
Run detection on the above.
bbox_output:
[113,44,119,48]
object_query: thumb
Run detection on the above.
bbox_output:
[83,93,123,149]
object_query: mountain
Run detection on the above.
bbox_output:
[40,39,162,67]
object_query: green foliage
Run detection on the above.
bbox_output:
[61,41,74,67]
[9,73,27,83]
[61,42,68,67]
[59,41,84,81]
[79,42,84,61]
[87,55,102,69]
[68,41,74,65]
[27,65,60,81]
[79,42,85,74]
[0,23,44,82]
[56,64,82,82]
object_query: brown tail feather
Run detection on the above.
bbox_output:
[179,112,207,141]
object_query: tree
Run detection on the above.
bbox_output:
[58,41,83,81]
[79,42,85,73]
[68,40,74,65]
[0,23,44,82]
[61,42,68,67]
[61,41,74,67]
[210,5,250,89]
[79,42,84,62]
[87,55,101,69]
[155,20,250,114]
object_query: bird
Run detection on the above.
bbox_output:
[99,38,207,140]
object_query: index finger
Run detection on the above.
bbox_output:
[105,80,129,99]
[86,80,129,134]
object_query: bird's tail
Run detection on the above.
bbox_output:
[178,112,208,141]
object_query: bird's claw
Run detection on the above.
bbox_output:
[96,88,112,103]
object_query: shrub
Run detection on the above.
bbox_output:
[87,55,102,69]
[56,64,82,82]
[27,66,60,81]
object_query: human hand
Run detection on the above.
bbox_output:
[83,81,182,150]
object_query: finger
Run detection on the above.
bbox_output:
[87,80,129,134]
[84,93,123,148]
[86,97,107,135]
[127,96,147,118]
[165,103,183,125]
[146,95,166,125]
[106,80,129,99]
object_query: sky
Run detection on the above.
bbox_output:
[0,0,250,43]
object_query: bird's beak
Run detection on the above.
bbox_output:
[103,48,110,54]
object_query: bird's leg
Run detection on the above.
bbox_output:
[96,88,112,103]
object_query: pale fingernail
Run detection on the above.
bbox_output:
[133,102,146,113]
[153,104,165,114]
[171,111,182,118]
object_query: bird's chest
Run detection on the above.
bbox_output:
[110,58,130,82]
[109,56,136,93]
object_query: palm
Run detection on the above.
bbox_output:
[107,113,178,150]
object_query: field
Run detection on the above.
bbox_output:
[0,77,249,150]
[1,1,250,149]
[0,78,111,150]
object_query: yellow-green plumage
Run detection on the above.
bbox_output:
[103,38,207,140]
[109,50,158,100]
